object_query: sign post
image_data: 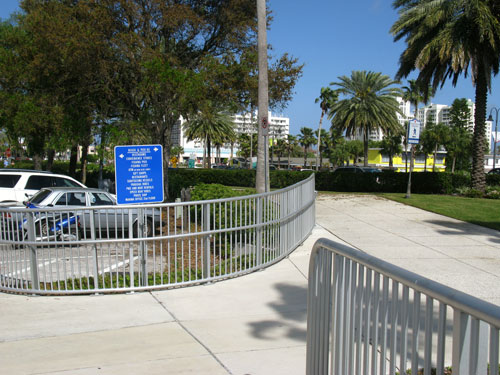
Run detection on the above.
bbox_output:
[114,144,164,287]
[406,119,421,199]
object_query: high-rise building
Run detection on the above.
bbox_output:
[171,112,290,163]
[416,99,492,150]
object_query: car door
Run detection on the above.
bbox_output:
[88,191,123,237]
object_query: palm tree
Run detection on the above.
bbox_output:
[391,0,500,191]
[315,128,330,169]
[401,80,434,171]
[329,71,402,167]
[298,127,316,168]
[286,134,297,170]
[380,128,404,168]
[315,87,338,171]
[183,109,236,168]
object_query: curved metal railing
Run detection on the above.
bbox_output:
[307,238,500,375]
[0,174,315,295]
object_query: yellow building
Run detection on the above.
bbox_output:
[367,148,446,172]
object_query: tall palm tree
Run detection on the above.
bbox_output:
[315,87,338,171]
[183,109,236,168]
[391,0,500,191]
[329,71,402,167]
[298,127,316,168]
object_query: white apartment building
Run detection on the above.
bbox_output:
[232,112,290,139]
[416,99,492,151]
[171,112,290,163]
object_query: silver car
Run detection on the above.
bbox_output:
[17,187,161,241]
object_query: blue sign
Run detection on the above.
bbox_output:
[114,145,164,204]
[408,119,421,144]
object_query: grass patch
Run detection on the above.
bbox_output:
[380,193,500,231]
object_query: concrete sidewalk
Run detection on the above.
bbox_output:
[1,194,500,375]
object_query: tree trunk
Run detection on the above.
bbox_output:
[452,156,456,174]
[46,149,55,171]
[363,130,369,167]
[433,145,437,172]
[207,138,212,169]
[316,111,324,171]
[471,69,488,192]
[303,147,307,167]
[69,144,78,178]
[256,0,269,193]
[80,142,89,185]
[33,154,43,171]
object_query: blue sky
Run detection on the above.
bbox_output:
[2,0,500,136]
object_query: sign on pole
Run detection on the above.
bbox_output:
[114,145,164,204]
[408,119,421,144]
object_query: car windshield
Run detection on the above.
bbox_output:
[29,189,52,204]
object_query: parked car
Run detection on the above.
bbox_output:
[488,168,500,175]
[9,187,161,241]
[0,169,86,204]
[333,166,382,174]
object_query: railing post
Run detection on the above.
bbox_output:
[453,310,472,375]
[202,203,210,278]
[89,210,99,290]
[27,213,39,291]
[256,197,262,266]
[138,208,147,286]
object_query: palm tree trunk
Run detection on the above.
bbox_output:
[303,147,307,167]
[288,147,291,170]
[363,129,369,167]
[256,0,269,193]
[433,145,437,172]
[207,138,212,168]
[471,69,488,192]
[316,111,324,171]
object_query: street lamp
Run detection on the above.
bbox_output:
[488,107,499,170]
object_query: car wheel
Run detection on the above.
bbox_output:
[132,218,154,238]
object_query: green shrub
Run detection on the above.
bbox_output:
[487,173,500,186]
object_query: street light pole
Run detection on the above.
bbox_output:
[488,107,499,170]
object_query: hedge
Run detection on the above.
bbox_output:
[8,159,497,198]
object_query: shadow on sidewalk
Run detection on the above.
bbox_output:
[424,219,500,243]
[247,282,307,342]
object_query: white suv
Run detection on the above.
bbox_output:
[0,169,86,204]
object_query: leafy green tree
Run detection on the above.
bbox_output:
[329,71,402,167]
[298,127,316,167]
[329,138,350,167]
[380,129,404,168]
[446,98,474,172]
[391,0,500,191]
[315,87,337,170]
[420,123,450,171]
[346,140,364,166]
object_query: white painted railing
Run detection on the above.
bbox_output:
[307,238,500,375]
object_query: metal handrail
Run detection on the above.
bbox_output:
[307,238,500,375]
[0,175,316,295]
[310,238,500,328]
